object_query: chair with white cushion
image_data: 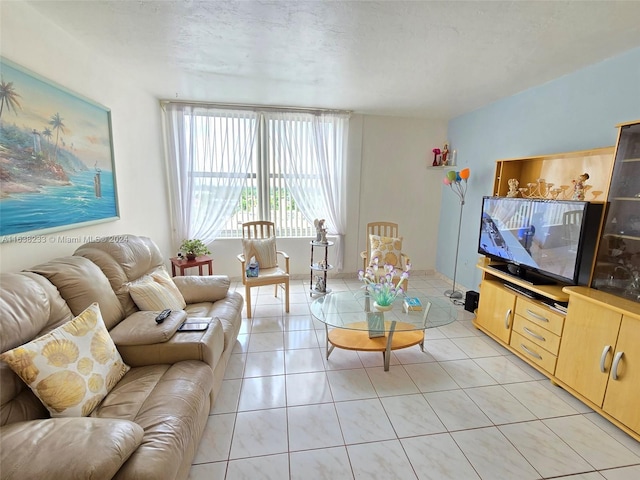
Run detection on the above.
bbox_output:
[237,221,290,318]
[360,221,411,290]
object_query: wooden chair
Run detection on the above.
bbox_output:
[360,221,411,290]
[237,221,290,318]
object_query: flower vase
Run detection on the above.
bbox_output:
[374,302,393,312]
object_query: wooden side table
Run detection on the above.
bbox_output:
[170,255,213,276]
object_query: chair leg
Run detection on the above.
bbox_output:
[245,285,252,319]
[284,280,290,313]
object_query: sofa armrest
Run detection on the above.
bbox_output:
[109,310,186,346]
[172,275,230,304]
[0,417,143,480]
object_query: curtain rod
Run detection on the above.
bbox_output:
[159,99,351,116]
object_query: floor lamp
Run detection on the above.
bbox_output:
[443,168,470,300]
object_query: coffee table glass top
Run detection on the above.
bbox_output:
[310,291,456,332]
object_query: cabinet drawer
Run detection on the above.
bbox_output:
[510,331,557,374]
[512,315,561,355]
[515,298,564,336]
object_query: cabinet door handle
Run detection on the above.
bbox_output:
[523,326,545,342]
[520,343,543,360]
[504,309,512,329]
[611,351,624,381]
[526,309,549,322]
[599,345,612,373]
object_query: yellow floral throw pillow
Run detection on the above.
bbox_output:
[369,234,403,267]
[0,302,129,417]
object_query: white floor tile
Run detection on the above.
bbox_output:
[452,426,540,480]
[403,362,459,392]
[543,415,640,470]
[226,453,289,479]
[380,394,446,437]
[424,389,493,431]
[285,371,334,406]
[402,433,481,480]
[193,413,235,463]
[464,385,537,425]
[503,380,578,419]
[238,375,286,411]
[334,398,396,444]
[290,447,354,480]
[499,420,593,478]
[229,409,288,459]
[287,403,344,451]
[365,365,420,397]
[439,359,498,388]
[326,368,377,401]
[244,350,285,377]
[347,439,418,480]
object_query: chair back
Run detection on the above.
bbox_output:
[242,221,276,240]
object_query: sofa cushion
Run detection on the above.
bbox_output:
[25,256,125,330]
[0,303,129,417]
[0,417,143,480]
[109,310,187,346]
[74,234,166,317]
[91,361,213,480]
[129,267,186,311]
[172,275,230,303]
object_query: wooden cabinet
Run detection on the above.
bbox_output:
[591,120,640,301]
[557,286,640,437]
[492,147,614,199]
[477,279,515,344]
[602,315,640,432]
[510,297,564,373]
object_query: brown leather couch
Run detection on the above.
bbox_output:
[0,235,243,480]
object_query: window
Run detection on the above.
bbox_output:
[164,103,349,243]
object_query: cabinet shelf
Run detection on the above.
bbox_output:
[603,233,640,242]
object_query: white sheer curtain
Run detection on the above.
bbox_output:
[265,111,350,270]
[163,103,258,249]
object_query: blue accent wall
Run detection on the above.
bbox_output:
[438,47,640,293]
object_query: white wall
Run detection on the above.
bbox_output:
[1,2,447,281]
[0,1,171,273]
[440,46,640,293]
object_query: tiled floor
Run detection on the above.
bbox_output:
[188,274,640,480]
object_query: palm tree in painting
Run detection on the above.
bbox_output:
[49,112,66,161]
[42,127,53,158]
[0,77,22,119]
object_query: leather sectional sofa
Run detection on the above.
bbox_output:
[0,235,243,480]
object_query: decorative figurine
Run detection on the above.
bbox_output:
[441,143,449,166]
[314,218,328,243]
[572,172,590,201]
[315,275,326,293]
[432,148,441,166]
[507,178,520,197]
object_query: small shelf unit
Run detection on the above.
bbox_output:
[310,240,334,296]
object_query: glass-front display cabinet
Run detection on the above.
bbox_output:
[591,120,640,301]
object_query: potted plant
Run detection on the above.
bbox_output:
[179,239,211,261]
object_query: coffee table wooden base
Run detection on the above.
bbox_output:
[326,321,424,371]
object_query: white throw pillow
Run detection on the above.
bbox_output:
[129,267,186,311]
[242,237,278,269]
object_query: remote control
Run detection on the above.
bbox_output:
[155,309,171,324]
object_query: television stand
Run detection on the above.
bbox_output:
[504,282,537,299]
[487,263,555,286]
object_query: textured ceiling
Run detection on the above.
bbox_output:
[26,0,640,119]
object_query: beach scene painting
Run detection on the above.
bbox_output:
[0,58,119,238]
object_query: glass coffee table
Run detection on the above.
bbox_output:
[310,291,456,371]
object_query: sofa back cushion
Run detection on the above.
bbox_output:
[0,272,74,426]
[25,256,125,330]
[74,235,165,317]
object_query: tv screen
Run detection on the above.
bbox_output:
[478,196,602,285]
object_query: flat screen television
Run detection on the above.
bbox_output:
[477,196,604,285]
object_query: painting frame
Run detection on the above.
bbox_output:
[0,57,119,240]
